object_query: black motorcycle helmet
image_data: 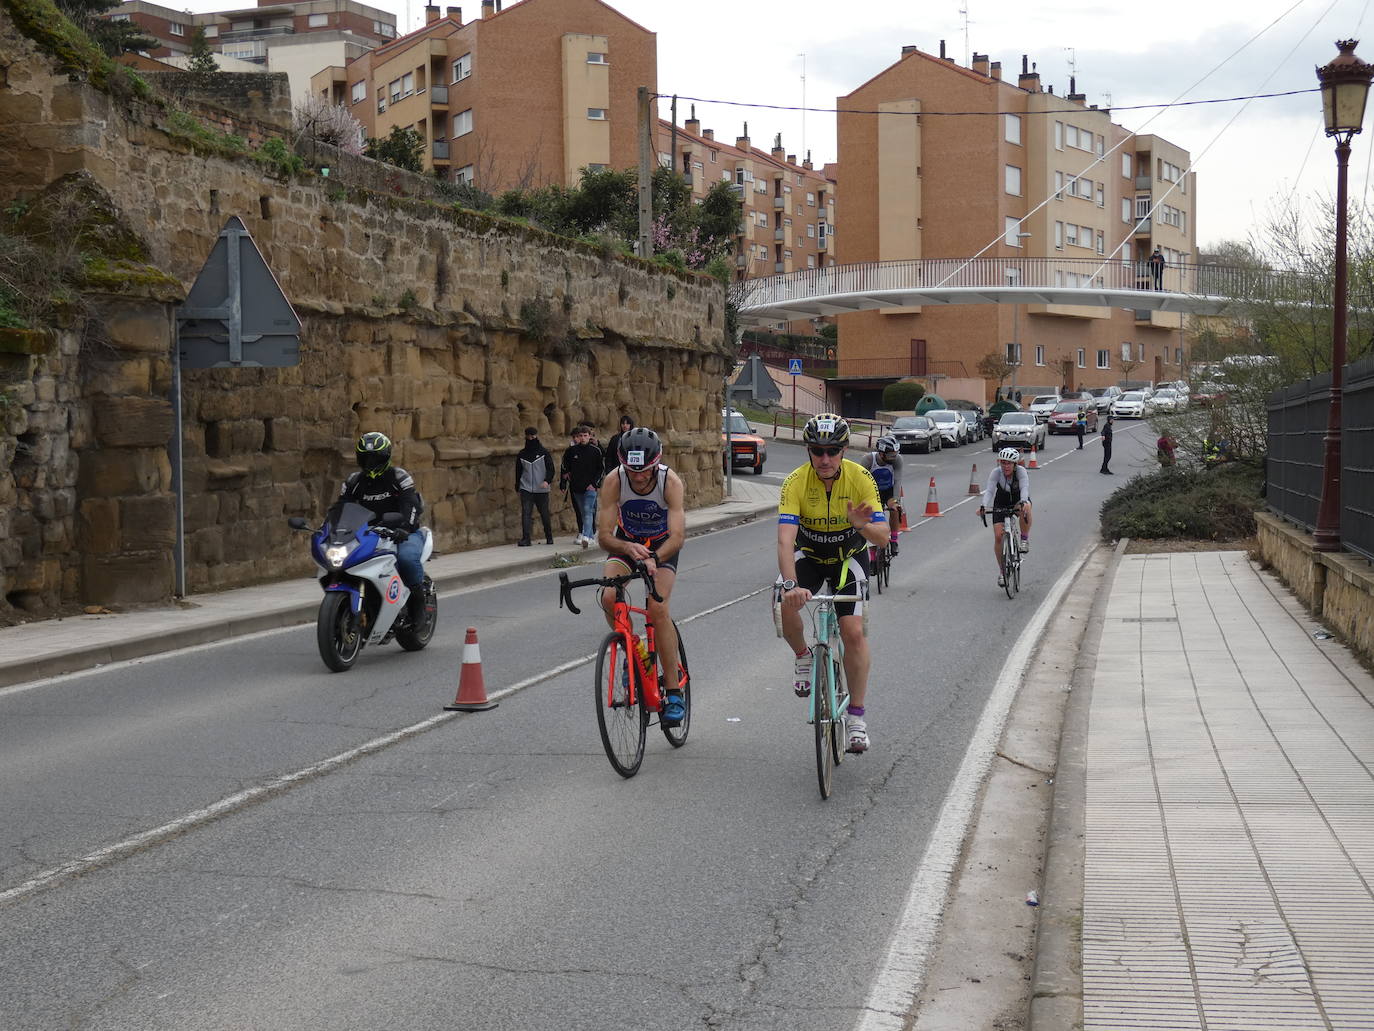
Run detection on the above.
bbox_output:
[618,427,662,471]
[356,431,393,478]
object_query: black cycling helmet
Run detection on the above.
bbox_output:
[618,427,662,471]
[356,431,393,478]
[802,412,850,447]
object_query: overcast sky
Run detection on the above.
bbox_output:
[199,0,1373,248]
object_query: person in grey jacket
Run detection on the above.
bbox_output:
[516,427,555,545]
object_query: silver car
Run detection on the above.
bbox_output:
[1028,395,1062,422]
[1111,391,1151,418]
[1088,386,1122,412]
[1150,388,1185,412]
[889,415,942,454]
[927,409,968,446]
[993,412,1047,451]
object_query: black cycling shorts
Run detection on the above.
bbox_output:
[784,552,870,619]
[608,533,680,573]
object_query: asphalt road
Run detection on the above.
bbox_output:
[0,423,1160,1031]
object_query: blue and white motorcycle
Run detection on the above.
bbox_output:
[288,502,437,672]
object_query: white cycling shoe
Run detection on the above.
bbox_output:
[846,716,869,753]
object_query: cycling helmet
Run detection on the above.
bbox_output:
[618,427,662,471]
[802,413,850,447]
[997,447,1022,463]
[876,435,899,454]
[356,431,393,478]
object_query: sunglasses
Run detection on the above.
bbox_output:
[808,445,844,457]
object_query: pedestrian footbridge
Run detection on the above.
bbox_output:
[736,257,1302,326]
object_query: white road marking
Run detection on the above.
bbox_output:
[854,540,1095,1031]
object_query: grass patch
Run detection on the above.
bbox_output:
[1100,463,1265,542]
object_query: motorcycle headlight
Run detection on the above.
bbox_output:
[325,545,351,568]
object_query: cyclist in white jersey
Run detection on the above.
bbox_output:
[856,435,904,555]
[977,447,1033,588]
[596,427,687,723]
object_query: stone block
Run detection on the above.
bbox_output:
[119,495,176,549]
[77,449,165,498]
[191,527,223,564]
[264,417,302,452]
[538,359,562,389]
[103,305,173,354]
[83,356,153,396]
[411,407,443,439]
[82,551,173,606]
[206,418,266,457]
[93,396,174,448]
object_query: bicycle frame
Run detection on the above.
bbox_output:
[559,564,666,711]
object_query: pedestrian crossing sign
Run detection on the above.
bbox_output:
[788,358,803,375]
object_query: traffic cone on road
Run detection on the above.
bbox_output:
[968,464,980,495]
[445,626,498,711]
[922,476,943,517]
[898,488,910,530]
[1027,444,1039,469]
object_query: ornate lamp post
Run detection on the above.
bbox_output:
[1313,40,1374,551]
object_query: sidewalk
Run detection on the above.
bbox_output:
[0,479,778,689]
[1042,549,1374,1030]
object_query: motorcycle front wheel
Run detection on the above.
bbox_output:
[318,591,363,672]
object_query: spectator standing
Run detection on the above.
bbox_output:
[1157,433,1177,467]
[604,413,634,475]
[1148,247,1166,290]
[1075,406,1087,450]
[515,426,555,546]
[1100,415,1114,475]
[559,423,604,548]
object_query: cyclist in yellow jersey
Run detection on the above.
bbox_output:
[777,413,889,753]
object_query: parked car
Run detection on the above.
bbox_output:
[1150,388,1186,412]
[927,408,968,446]
[1110,391,1152,419]
[1087,386,1122,413]
[1192,382,1228,406]
[1047,401,1098,434]
[1028,395,1062,422]
[945,399,986,441]
[721,410,767,474]
[889,415,942,454]
[993,412,1047,451]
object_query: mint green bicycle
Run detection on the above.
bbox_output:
[773,581,869,799]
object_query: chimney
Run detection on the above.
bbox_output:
[1067,75,1086,104]
[939,39,945,59]
[771,133,784,160]
[990,60,1002,80]
[736,121,750,150]
[1018,55,1040,92]
[702,128,714,140]
[901,45,917,57]
[803,150,813,170]
[972,52,989,76]
[685,104,699,135]
[446,6,461,22]
[425,4,440,23]
[481,0,494,17]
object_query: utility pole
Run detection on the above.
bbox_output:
[637,86,652,258]
[798,54,806,160]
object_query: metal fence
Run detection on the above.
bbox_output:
[1266,355,1374,561]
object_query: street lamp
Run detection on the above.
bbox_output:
[1313,39,1374,551]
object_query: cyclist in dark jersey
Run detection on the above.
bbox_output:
[856,434,904,555]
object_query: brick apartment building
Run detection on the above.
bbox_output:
[311,0,654,189]
[108,1,396,103]
[655,113,836,284]
[835,43,1197,414]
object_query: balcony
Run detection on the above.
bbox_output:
[774,262,785,273]
[220,25,293,43]
[1135,175,1152,191]
[433,140,450,161]
[431,85,448,106]
[1132,217,1152,236]
[817,237,827,251]
[728,183,745,197]
[773,228,784,242]
[772,196,784,210]
[736,253,747,268]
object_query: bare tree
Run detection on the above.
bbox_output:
[292,95,364,156]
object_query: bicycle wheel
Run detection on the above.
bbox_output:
[1011,551,1021,595]
[830,652,847,768]
[813,648,835,799]
[881,546,892,590]
[872,548,884,595]
[660,622,691,748]
[1002,531,1016,599]
[594,632,647,777]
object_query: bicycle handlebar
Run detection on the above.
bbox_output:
[978,501,1024,527]
[558,560,663,616]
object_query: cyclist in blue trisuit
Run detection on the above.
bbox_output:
[856,434,904,556]
[977,447,1033,588]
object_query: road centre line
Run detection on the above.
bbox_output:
[0,585,770,908]
[854,539,1095,1031]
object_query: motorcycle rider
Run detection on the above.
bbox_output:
[334,431,430,626]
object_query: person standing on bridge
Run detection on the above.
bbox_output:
[1148,247,1166,290]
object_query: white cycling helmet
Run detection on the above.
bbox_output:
[997,447,1022,463]
[876,435,899,453]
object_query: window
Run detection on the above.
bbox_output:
[203,24,217,36]
[1121,342,1132,362]
[1175,347,1183,365]
[807,224,815,237]
[1096,135,1105,156]
[1054,121,1063,150]
[806,192,815,206]
[587,163,607,171]
[1065,223,1079,247]
[1007,342,1022,365]
[169,21,185,35]
[807,255,816,268]
[1005,217,1024,246]
[783,184,791,194]
[783,217,792,227]
[376,96,386,113]
[455,165,474,185]
[1005,165,1022,196]
[1136,195,1151,218]
[1122,154,1132,178]
[109,11,129,18]
[709,150,717,163]
[796,173,804,186]
[351,80,366,104]
[1055,221,1064,249]
[587,108,607,120]
[1096,230,1105,255]
[1096,184,1104,207]
[1054,170,1064,200]
[375,19,396,37]
[1004,113,1022,145]
[1121,198,1131,224]
[308,13,328,26]
[389,79,401,103]
[452,53,471,81]
[586,52,608,64]
[401,72,413,97]
[453,108,472,137]
[1097,350,1111,369]
[693,161,702,171]
[1035,345,1045,366]
[1077,348,1086,368]
[1137,343,1145,361]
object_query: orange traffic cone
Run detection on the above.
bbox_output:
[923,476,943,517]
[968,464,980,495]
[1027,444,1039,469]
[445,626,498,711]
[898,488,910,531]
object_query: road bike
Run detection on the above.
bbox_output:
[773,579,869,799]
[981,503,1024,599]
[559,561,690,777]
[868,540,893,594]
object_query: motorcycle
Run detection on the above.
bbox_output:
[288,502,437,672]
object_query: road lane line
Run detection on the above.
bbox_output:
[854,539,1095,1031]
[0,586,770,907]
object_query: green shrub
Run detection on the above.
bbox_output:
[1099,464,1263,541]
[882,379,926,411]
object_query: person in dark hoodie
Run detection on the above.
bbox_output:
[515,426,555,546]
[603,413,634,475]
[559,423,604,548]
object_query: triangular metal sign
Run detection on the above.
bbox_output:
[176,216,302,368]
